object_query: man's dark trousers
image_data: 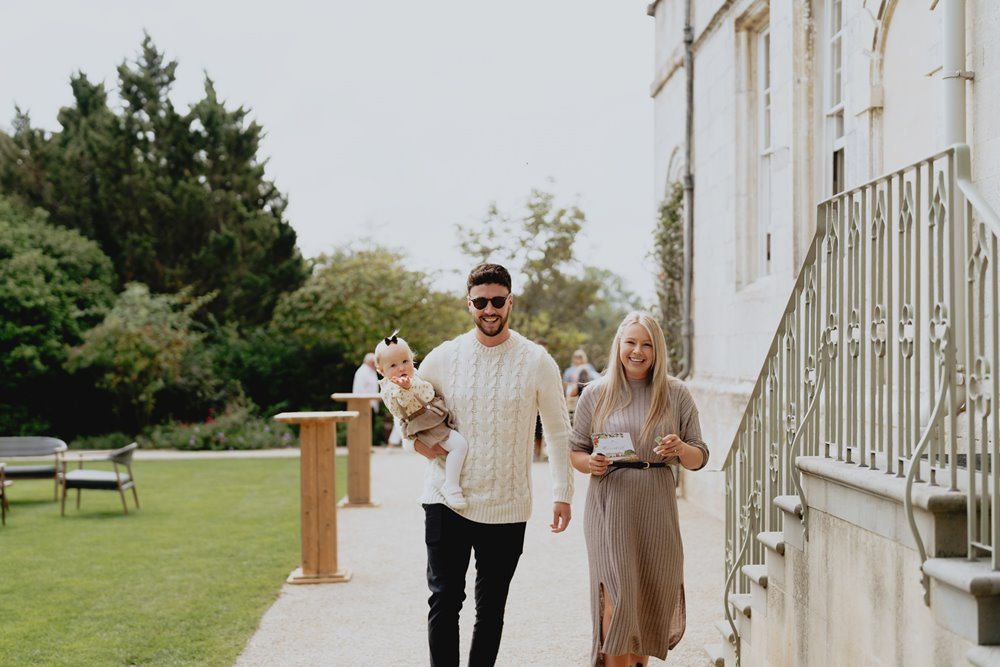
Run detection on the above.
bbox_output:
[423,503,527,667]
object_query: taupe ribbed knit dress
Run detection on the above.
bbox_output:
[570,376,708,666]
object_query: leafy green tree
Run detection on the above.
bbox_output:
[250,246,469,413]
[65,283,213,432]
[0,35,306,326]
[651,181,684,372]
[457,189,639,370]
[272,246,469,364]
[0,197,116,434]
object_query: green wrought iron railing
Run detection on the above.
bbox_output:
[721,144,999,659]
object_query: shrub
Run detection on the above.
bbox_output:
[65,283,213,432]
[69,431,136,450]
[143,403,295,451]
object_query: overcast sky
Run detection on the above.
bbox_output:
[1,1,658,303]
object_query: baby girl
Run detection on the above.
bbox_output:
[374,332,468,509]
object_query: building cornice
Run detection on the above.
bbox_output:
[648,0,738,98]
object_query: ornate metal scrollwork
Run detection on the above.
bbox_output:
[827,215,840,255]
[872,191,887,240]
[785,405,797,438]
[823,313,839,359]
[929,171,948,229]
[849,201,863,249]
[751,408,763,436]
[967,221,992,281]
[804,272,816,305]
[898,303,915,358]
[899,182,914,234]
[967,356,992,417]
[929,302,950,353]
[870,304,888,357]
[848,308,863,357]
[804,355,818,390]
[770,442,780,482]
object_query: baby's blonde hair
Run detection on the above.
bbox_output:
[373,330,413,372]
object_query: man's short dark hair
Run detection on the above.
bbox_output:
[467,263,512,293]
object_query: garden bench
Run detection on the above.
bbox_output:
[0,436,68,500]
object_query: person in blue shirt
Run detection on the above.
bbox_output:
[563,348,598,394]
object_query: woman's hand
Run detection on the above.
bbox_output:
[654,434,686,458]
[655,434,705,469]
[588,452,610,476]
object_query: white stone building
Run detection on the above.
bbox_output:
[648,1,1000,664]
[650,0,999,510]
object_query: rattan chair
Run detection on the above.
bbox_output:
[60,442,140,516]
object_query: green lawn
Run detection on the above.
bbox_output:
[0,456,345,666]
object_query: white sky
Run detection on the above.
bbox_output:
[0,1,658,303]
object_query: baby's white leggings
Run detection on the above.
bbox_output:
[439,430,468,495]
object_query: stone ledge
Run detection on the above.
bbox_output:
[760,530,787,589]
[924,558,1000,645]
[742,564,769,588]
[797,456,967,513]
[728,592,752,618]
[714,618,736,645]
[924,559,1000,596]
[758,530,786,555]
[704,642,725,667]
[968,645,1000,667]
[797,456,968,557]
[775,495,805,550]
[774,494,803,516]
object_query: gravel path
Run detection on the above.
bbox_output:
[234,448,723,666]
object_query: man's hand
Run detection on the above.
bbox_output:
[390,375,412,390]
[550,501,571,533]
[413,438,447,460]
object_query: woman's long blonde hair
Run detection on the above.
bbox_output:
[590,311,674,447]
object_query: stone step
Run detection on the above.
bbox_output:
[775,494,805,550]
[704,642,725,666]
[967,645,1000,667]
[728,592,752,618]
[714,618,736,645]
[758,530,786,555]
[923,558,1000,645]
[774,494,803,517]
[742,563,769,589]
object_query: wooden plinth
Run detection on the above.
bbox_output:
[274,411,358,585]
[286,566,351,585]
[330,393,382,508]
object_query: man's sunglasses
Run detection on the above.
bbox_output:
[469,294,511,310]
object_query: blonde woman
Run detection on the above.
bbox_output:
[569,311,709,667]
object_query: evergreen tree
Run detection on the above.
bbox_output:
[0,35,306,326]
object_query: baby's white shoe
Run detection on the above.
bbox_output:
[442,489,468,510]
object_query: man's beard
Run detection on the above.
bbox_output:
[474,311,509,338]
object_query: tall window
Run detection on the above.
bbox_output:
[757,27,773,271]
[735,4,772,288]
[827,0,845,194]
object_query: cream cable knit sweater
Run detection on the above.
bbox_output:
[404,329,574,523]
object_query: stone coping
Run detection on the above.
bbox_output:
[924,558,1000,596]
[797,456,967,513]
